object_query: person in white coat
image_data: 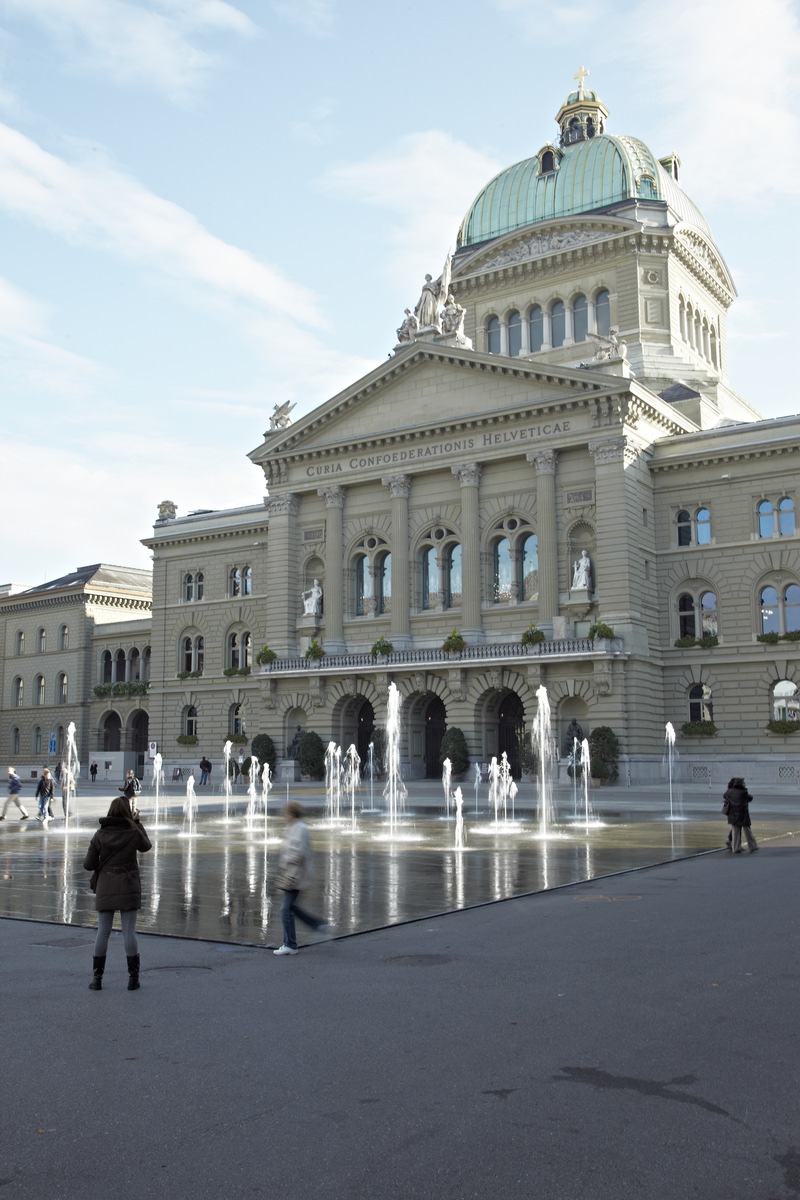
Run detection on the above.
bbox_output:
[273,801,333,955]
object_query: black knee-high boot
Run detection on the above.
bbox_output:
[89,956,106,991]
[127,954,141,991]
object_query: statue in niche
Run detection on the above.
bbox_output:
[286,725,304,758]
[396,308,419,343]
[565,718,584,755]
[571,549,592,591]
[270,400,296,431]
[440,294,466,338]
[301,579,323,616]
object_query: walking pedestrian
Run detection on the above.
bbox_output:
[35,768,55,823]
[0,767,30,821]
[273,801,333,955]
[120,769,140,802]
[723,776,758,853]
[90,762,98,783]
[83,795,151,990]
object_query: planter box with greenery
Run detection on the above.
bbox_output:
[674,635,718,649]
[370,636,394,660]
[177,669,203,680]
[766,719,800,735]
[305,640,326,663]
[587,621,616,642]
[176,734,197,745]
[588,725,620,782]
[442,628,466,656]
[93,681,151,698]
[758,632,800,644]
[256,645,277,667]
[228,733,248,746]
[680,720,718,737]
[439,726,469,776]
[223,666,251,677]
[520,624,545,649]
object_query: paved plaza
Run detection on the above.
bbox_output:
[1,781,798,1198]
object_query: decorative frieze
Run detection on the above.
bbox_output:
[266,494,299,518]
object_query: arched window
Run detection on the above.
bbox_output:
[528,305,544,353]
[677,508,712,546]
[184,573,194,602]
[228,633,241,670]
[196,572,204,600]
[377,552,392,615]
[37,628,46,653]
[785,585,800,633]
[541,150,555,172]
[58,624,69,651]
[522,534,539,601]
[689,684,713,723]
[572,294,587,342]
[493,538,513,604]
[778,498,796,537]
[772,679,799,723]
[57,673,68,704]
[445,544,462,608]
[230,704,246,736]
[422,547,438,610]
[56,726,65,755]
[34,675,44,706]
[242,632,252,669]
[678,594,696,639]
[354,553,370,616]
[507,310,521,357]
[195,637,204,672]
[129,647,141,681]
[13,677,23,707]
[486,315,500,355]
[114,649,126,683]
[182,636,203,673]
[696,508,712,545]
[102,650,113,683]
[183,706,198,739]
[33,726,41,755]
[11,727,19,755]
[700,592,718,637]
[595,289,610,337]
[142,647,151,681]
[676,510,692,547]
[15,631,24,655]
[758,500,775,538]
[550,300,565,347]
[229,566,242,597]
[242,566,252,596]
[760,587,779,635]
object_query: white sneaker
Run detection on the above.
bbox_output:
[273,945,298,956]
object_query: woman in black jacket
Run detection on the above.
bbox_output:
[723,777,758,854]
[83,796,151,990]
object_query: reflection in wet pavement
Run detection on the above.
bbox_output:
[0,809,758,947]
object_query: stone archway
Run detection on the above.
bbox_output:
[498,692,525,776]
[103,711,121,752]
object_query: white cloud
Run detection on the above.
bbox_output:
[320,131,502,284]
[0,0,257,102]
[0,273,106,394]
[0,123,325,325]
[290,99,335,146]
[271,0,334,37]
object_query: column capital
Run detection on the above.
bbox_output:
[382,473,411,499]
[526,448,558,475]
[317,484,345,508]
[452,462,482,487]
[265,493,298,518]
[588,436,627,466]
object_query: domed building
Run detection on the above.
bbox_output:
[8,76,795,791]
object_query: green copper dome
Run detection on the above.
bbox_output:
[457,88,712,249]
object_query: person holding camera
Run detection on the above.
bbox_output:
[83,795,151,991]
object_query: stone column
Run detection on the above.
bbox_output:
[588,435,631,619]
[318,485,345,653]
[382,473,411,648]
[527,450,558,623]
[265,493,299,656]
[452,462,483,643]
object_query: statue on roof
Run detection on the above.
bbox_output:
[157,500,177,521]
[413,251,452,333]
[589,328,627,361]
[396,308,419,344]
[270,400,296,431]
[440,294,466,339]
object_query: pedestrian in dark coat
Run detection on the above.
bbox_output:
[723,776,758,854]
[83,796,151,990]
[35,768,55,822]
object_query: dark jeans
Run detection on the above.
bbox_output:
[280,889,323,949]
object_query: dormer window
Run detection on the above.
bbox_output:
[541,150,555,173]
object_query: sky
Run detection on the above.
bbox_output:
[1,0,799,587]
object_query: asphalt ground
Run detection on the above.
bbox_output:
[1,824,798,1199]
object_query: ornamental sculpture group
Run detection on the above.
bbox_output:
[397,253,472,350]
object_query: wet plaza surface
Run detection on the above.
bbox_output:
[3,790,791,947]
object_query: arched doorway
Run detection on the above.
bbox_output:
[424,696,446,778]
[498,692,525,776]
[103,712,121,752]
[356,699,375,764]
[130,710,149,772]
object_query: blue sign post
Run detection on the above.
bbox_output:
[48,732,57,755]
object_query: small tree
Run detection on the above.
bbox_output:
[298,731,326,779]
[250,733,277,776]
[588,726,620,782]
[439,726,469,775]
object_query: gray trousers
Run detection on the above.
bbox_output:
[2,794,29,818]
[731,824,757,852]
[94,910,139,957]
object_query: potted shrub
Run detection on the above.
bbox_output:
[442,628,466,656]
[697,634,719,649]
[370,636,394,660]
[588,726,620,783]
[766,719,800,735]
[256,645,277,667]
[250,733,277,775]
[305,639,326,662]
[176,733,197,746]
[757,632,780,644]
[297,730,326,779]
[588,621,616,641]
[680,720,718,737]
[520,623,546,649]
[439,727,470,777]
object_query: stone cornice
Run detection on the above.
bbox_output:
[1,592,151,615]
[671,227,736,306]
[142,523,269,550]
[651,441,800,473]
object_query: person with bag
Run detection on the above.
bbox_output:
[83,795,151,990]
[723,776,758,853]
[273,801,333,956]
[0,767,30,821]
[35,768,55,823]
[120,769,140,802]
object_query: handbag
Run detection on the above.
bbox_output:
[721,800,730,814]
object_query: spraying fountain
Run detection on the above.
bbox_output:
[62,721,80,831]
[382,682,407,836]
[325,742,343,823]
[664,723,685,820]
[343,744,361,831]
[222,740,233,821]
[472,762,481,816]
[533,686,556,837]
[182,772,198,837]
[454,787,466,849]
[245,755,261,829]
[151,752,163,826]
[441,757,452,818]
[362,741,379,813]
[261,762,273,841]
